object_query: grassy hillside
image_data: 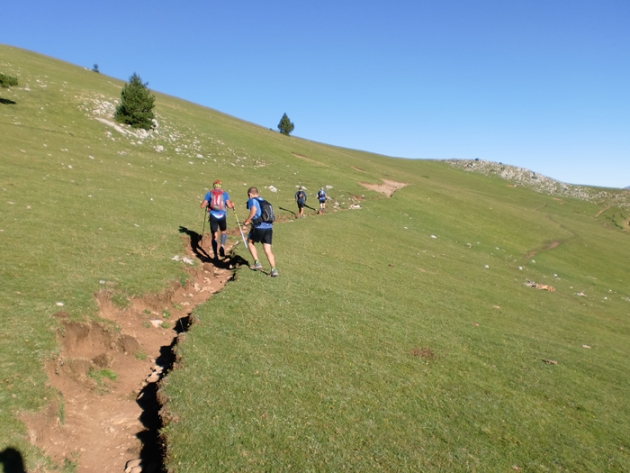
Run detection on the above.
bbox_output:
[1,45,629,471]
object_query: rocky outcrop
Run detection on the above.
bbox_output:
[446,159,630,208]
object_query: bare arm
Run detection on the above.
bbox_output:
[244,205,257,226]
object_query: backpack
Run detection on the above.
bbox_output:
[297,191,305,201]
[209,189,225,211]
[318,190,326,199]
[252,198,275,225]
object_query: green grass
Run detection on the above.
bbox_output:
[88,368,118,383]
[162,179,630,471]
[1,44,630,472]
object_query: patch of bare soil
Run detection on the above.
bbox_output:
[359,179,408,197]
[411,347,434,359]
[524,240,562,260]
[23,233,241,473]
[291,152,327,167]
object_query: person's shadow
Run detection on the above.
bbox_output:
[0,98,17,105]
[178,226,248,269]
[0,447,26,473]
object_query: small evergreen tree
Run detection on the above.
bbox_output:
[0,73,18,88]
[114,73,155,130]
[277,113,295,136]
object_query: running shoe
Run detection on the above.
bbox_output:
[250,262,263,271]
[270,268,279,277]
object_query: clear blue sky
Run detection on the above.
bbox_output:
[3,1,629,188]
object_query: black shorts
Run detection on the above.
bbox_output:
[210,214,227,233]
[249,227,273,245]
[297,201,305,209]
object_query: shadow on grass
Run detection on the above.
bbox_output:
[0,447,26,473]
[278,206,297,218]
[0,97,16,105]
[178,225,248,269]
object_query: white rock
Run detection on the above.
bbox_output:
[430,235,437,239]
[182,257,194,265]
[268,185,278,193]
[146,372,160,383]
[518,266,523,270]
[484,265,490,269]
[150,319,163,328]
[125,459,142,473]
[56,302,65,307]
[171,255,180,261]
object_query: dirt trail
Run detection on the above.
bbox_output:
[24,234,239,473]
[594,205,612,218]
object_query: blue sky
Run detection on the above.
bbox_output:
[3,1,629,188]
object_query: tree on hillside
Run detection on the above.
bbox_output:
[0,73,18,88]
[277,113,295,136]
[114,73,155,130]
[92,64,100,73]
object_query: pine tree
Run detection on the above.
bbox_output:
[277,113,295,136]
[114,73,155,130]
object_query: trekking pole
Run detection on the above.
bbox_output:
[232,208,249,248]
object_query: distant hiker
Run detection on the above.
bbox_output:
[317,187,328,213]
[200,180,233,259]
[242,187,278,277]
[295,186,307,218]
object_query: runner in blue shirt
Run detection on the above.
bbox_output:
[200,180,233,259]
[242,186,278,277]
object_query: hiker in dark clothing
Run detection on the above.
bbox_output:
[295,186,307,218]
[317,187,328,213]
[200,180,233,259]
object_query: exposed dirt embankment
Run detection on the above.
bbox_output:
[23,235,238,473]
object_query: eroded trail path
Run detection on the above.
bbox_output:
[24,235,236,473]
